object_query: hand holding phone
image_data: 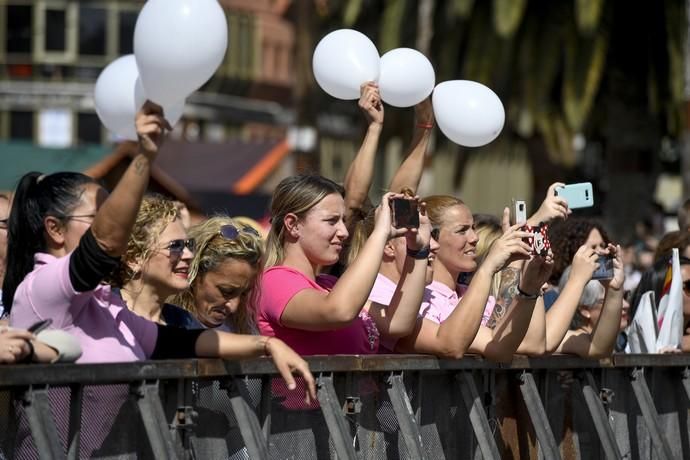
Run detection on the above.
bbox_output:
[554,183,594,209]
[591,255,614,280]
[390,198,420,229]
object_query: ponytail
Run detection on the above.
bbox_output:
[2,171,96,311]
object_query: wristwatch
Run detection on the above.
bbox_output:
[406,246,431,260]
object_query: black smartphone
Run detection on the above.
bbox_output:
[591,255,614,280]
[27,318,52,334]
[390,198,419,229]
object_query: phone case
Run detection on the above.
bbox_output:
[391,199,419,229]
[554,183,593,209]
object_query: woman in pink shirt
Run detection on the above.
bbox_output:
[258,175,431,355]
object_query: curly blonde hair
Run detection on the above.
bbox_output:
[110,194,179,287]
[170,216,264,334]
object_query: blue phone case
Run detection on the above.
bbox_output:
[555,183,593,209]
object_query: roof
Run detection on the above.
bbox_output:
[0,141,110,190]
[152,138,290,195]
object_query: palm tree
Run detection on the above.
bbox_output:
[294,0,686,240]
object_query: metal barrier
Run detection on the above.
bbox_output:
[1,354,690,459]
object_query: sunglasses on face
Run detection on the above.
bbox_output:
[219,224,260,240]
[162,239,195,256]
[430,227,440,241]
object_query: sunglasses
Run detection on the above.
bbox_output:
[162,238,195,256]
[219,224,260,240]
[430,227,440,241]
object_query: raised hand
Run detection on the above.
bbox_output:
[405,200,430,251]
[482,223,533,274]
[521,251,555,296]
[602,244,624,290]
[265,337,316,404]
[528,182,570,226]
[570,244,599,283]
[359,82,384,127]
[136,100,172,157]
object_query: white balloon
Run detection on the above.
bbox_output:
[94,55,185,140]
[313,29,380,100]
[134,0,228,105]
[94,55,141,140]
[432,80,505,147]
[378,48,435,108]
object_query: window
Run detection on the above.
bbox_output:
[77,113,102,144]
[9,111,33,140]
[38,109,72,147]
[79,7,106,56]
[6,5,33,54]
[118,11,137,54]
[45,9,67,52]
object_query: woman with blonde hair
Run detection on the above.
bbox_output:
[258,174,430,355]
[172,216,263,333]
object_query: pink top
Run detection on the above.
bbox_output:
[420,280,496,326]
[258,266,379,355]
[9,252,158,363]
[368,273,421,352]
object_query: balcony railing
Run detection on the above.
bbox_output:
[1,354,689,459]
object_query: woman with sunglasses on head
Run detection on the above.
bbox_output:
[171,216,263,333]
[3,102,315,390]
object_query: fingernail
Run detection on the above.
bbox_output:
[288,383,296,390]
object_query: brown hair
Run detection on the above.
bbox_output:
[265,174,344,268]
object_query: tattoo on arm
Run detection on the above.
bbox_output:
[133,156,147,176]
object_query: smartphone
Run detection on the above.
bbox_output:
[27,318,52,334]
[591,255,614,280]
[390,198,419,229]
[554,182,594,209]
[512,199,527,225]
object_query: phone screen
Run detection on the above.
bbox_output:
[391,199,419,229]
[591,255,614,280]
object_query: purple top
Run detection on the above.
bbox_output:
[9,252,158,363]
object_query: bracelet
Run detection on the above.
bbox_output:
[516,286,540,300]
[416,122,434,129]
[262,337,273,356]
[406,246,431,259]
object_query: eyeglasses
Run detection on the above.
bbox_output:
[161,239,195,256]
[430,227,440,241]
[219,224,260,240]
[62,214,97,224]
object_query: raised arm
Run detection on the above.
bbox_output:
[470,253,553,361]
[91,102,170,256]
[526,182,570,227]
[388,98,434,194]
[343,82,383,230]
[370,202,434,338]
[544,245,598,352]
[395,223,535,359]
[281,193,407,330]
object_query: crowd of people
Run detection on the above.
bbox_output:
[0,83,687,386]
